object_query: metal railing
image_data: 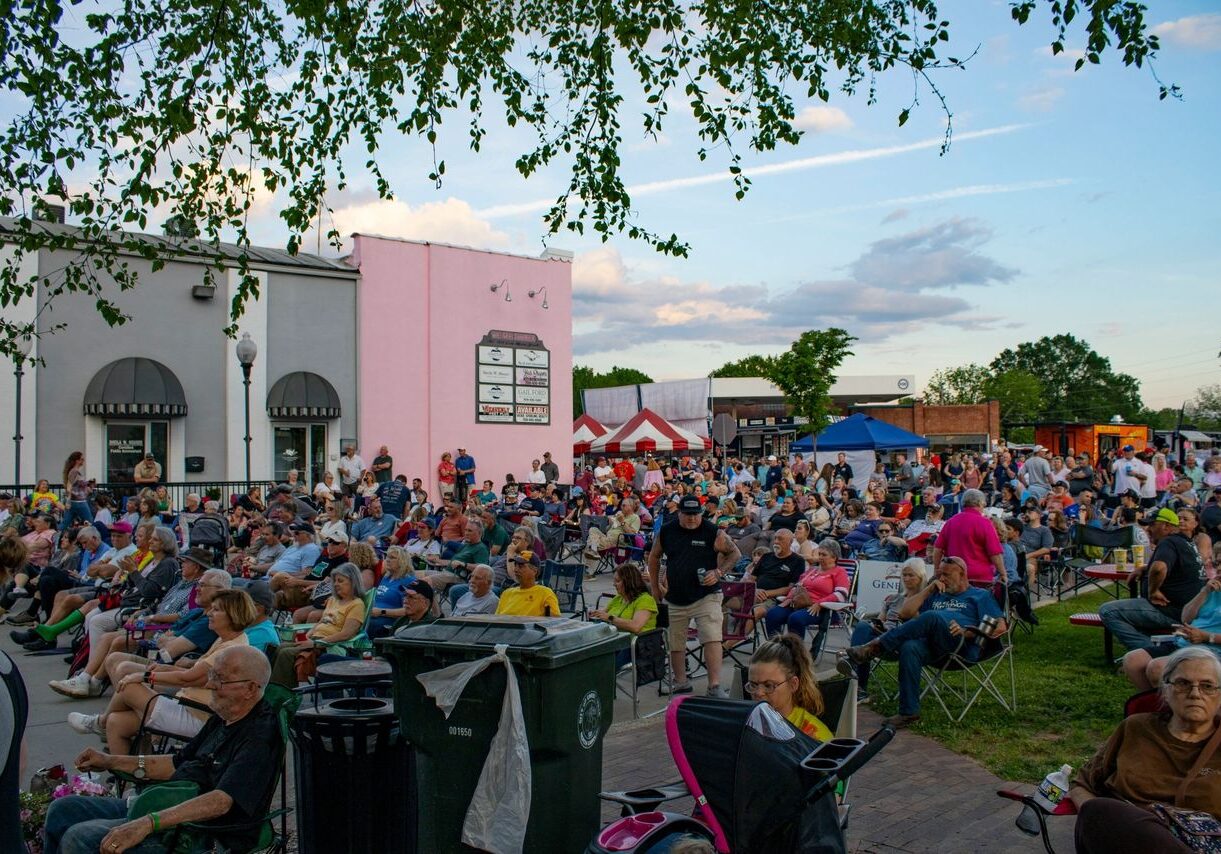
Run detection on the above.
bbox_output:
[0,480,274,509]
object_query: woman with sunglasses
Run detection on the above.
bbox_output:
[747,634,832,741]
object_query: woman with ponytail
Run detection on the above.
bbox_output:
[747,634,832,741]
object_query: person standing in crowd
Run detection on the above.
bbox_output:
[455,447,476,503]
[527,458,547,485]
[540,451,560,484]
[1020,445,1053,502]
[437,452,458,500]
[929,488,1005,584]
[132,452,162,485]
[833,452,853,484]
[649,495,740,698]
[337,444,365,498]
[371,445,394,483]
[60,451,93,533]
[1112,444,1152,507]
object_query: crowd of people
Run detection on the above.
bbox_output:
[3,437,1221,851]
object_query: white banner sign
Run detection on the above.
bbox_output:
[853,560,905,618]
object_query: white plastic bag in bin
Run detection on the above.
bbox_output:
[417,642,530,854]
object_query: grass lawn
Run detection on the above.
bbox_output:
[867,590,1135,783]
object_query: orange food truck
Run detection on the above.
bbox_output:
[1034,422,1153,462]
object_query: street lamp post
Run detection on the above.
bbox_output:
[12,334,32,487]
[236,333,258,488]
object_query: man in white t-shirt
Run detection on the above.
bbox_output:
[337,444,365,497]
[1020,445,1053,501]
[1112,445,1154,507]
[526,459,548,485]
[593,457,614,486]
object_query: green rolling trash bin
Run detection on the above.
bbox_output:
[377,615,628,853]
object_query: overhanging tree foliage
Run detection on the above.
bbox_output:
[710,355,780,379]
[0,1,1172,354]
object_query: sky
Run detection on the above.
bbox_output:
[238,3,1218,408]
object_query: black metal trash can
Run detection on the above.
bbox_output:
[291,688,415,854]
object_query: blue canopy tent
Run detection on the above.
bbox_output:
[790,413,929,453]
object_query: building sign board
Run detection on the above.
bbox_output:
[476,330,551,425]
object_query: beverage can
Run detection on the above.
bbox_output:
[294,630,308,643]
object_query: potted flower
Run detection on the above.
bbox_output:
[20,766,111,853]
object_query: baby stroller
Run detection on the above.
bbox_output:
[587,696,894,854]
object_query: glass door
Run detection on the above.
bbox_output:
[273,424,328,486]
[105,421,169,483]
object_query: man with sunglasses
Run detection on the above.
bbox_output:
[44,646,283,854]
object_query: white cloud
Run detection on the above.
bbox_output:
[793,106,853,134]
[323,197,509,252]
[1153,14,1221,50]
[1018,86,1065,112]
[1035,45,1086,64]
[478,124,1031,219]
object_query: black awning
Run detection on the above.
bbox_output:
[266,372,341,419]
[83,357,187,417]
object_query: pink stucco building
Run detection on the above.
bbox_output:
[349,235,573,495]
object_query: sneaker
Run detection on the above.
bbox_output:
[9,628,37,645]
[6,611,36,627]
[50,673,93,699]
[10,587,27,597]
[835,653,856,679]
[659,681,694,696]
[67,713,105,736]
[856,689,871,704]
[706,685,730,699]
[883,713,921,729]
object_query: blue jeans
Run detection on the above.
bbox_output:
[44,795,168,854]
[764,605,831,640]
[1098,597,1177,652]
[850,621,883,689]
[877,612,980,716]
[60,500,94,532]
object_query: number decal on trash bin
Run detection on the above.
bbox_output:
[577,690,602,749]
[448,725,473,738]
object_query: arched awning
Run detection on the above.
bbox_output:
[266,372,341,419]
[83,358,187,417]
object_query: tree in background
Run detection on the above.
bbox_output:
[990,334,1143,423]
[982,370,1044,426]
[572,366,654,418]
[1189,385,1221,431]
[923,364,991,406]
[770,328,858,436]
[0,1,1172,354]
[710,355,779,379]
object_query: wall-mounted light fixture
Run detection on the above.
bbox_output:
[490,279,512,302]
[527,287,549,309]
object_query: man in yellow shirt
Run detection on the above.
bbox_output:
[495,552,561,617]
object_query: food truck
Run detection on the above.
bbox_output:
[1034,422,1153,461]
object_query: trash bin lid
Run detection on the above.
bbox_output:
[386,615,619,657]
[317,658,392,683]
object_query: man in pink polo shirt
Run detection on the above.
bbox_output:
[929,489,1004,584]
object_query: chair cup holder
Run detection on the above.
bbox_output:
[800,737,865,775]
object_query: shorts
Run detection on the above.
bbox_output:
[667,593,724,653]
[145,696,207,739]
[67,586,99,600]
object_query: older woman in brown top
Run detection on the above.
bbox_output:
[1071,645,1221,853]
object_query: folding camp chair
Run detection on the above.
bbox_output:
[589,532,645,578]
[594,595,671,719]
[918,582,1017,723]
[717,579,761,669]
[536,523,567,566]
[811,559,860,662]
[1055,524,1136,599]
[542,560,588,616]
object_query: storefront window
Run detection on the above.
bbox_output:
[273,424,327,486]
[104,421,169,482]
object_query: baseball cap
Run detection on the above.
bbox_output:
[1122,444,1135,452]
[509,549,541,569]
[677,495,703,515]
[1032,445,1046,454]
[403,579,435,602]
[109,520,133,534]
[767,455,778,462]
[290,521,315,535]
[324,530,348,544]
[1155,508,1180,526]
[245,582,275,611]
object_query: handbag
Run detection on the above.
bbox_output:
[1153,719,1221,852]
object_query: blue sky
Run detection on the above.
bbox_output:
[251,2,1221,408]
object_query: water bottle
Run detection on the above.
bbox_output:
[1032,764,1073,812]
[135,618,145,631]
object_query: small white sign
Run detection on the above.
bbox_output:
[478,364,514,384]
[853,560,906,617]
[516,404,550,424]
[477,403,515,423]
[516,386,550,405]
[479,384,515,404]
[515,348,549,368]
[479,345,513,365]
[516,367,550,387]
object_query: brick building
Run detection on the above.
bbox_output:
[851,401,1001,453]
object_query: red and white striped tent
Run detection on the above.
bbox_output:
[589,408,710,454]
[573,414,610,455]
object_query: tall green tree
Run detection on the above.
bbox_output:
[1188,384,1221,431]
[982,369,1044,425]
[710,355,779,379]
[572,365,654,418]
[0,1,1172,354]
[923,364,990,405]
[770,328,857,435]
[990,334,1143,423]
